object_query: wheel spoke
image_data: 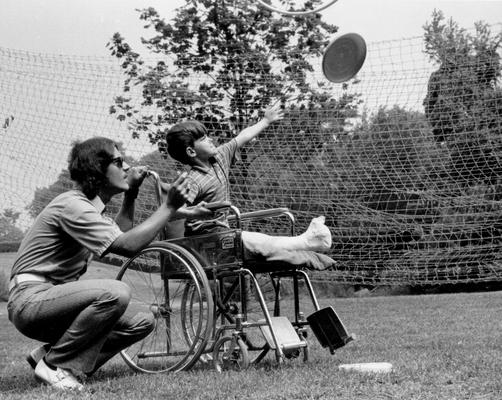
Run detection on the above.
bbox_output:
[117,242,213,373]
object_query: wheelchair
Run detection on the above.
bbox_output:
[115,172,353,373]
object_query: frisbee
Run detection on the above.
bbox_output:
[255,0,339,16]
[338,362,393,374]
[322,33,367,83]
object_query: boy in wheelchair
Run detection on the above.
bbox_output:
[161,106,334,269]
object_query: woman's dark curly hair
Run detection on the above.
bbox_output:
[68,137,117,199]
[165,120,208,165]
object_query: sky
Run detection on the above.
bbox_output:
[0,0,501,57]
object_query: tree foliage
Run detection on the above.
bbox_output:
[351,106,447,199]
[106,0,359,147]
[106,0,363,218]
[28,170,74,219]
[423,10,502,185]
[0,208,24,242]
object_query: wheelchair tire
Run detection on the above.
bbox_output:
[212,336,250,372]
[116,241,213,373]
[180,278,213,352]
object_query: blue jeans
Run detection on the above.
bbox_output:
[7,279,155,374]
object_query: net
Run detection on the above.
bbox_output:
[1,24,502,286]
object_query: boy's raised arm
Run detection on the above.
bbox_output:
[235,105,283,148]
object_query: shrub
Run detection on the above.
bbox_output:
[0,268,8,302]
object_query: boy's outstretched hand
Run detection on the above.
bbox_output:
[235,104,284,148]
[263,105,284,125]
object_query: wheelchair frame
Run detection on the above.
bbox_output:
[115,172,352,373]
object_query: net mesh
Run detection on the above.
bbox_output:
[1,23,502,286]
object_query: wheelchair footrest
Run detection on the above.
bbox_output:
[307,306,354,354]
[259,317,307,354]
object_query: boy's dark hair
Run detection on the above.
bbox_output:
[68,136,117,199]
[165,120,208,165]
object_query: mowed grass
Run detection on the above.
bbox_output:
[1,253,502,399]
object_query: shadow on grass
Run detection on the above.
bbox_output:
[0,369,41,395]
[0,360,143,395]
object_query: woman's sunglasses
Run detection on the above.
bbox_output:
[111,156,124,169]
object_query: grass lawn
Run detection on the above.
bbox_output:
[1,254,502,399]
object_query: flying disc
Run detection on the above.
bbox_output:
[322,32,367,83]
[256,0,339,16]
[338,362,393,374]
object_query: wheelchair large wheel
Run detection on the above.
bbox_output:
[180,277,213,353]
[116,241,213,373]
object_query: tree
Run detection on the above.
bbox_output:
[243,93,361,215]
[423,10,502,186]
[108,0,341,138]
[0,208,24,242]
[327,107,440,257]
[106,0,362,204]
[419,12,502,283]
[351,106,449,200]
[28,170,74,219]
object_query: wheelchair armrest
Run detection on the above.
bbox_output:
[201,201,233,211]
[188,201,243,228]
[236,208,292,221]
[228,208,295,235]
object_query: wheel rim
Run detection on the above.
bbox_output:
[213,336,250,372]
[181,281,212,350]
[117,243,213,373]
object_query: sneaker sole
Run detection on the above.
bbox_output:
[34,374,83,391]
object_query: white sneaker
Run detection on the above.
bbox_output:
[26,344,50,369]
[302,216,332,251]
[34,359,84,391]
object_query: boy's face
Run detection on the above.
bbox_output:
[191,135,217,161]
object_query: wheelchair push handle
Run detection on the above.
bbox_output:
[146,170,163,206]
[200,201,233,211]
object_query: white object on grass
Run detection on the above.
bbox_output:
[338,362,393,373]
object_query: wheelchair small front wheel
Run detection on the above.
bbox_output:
[213,336,250,372]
